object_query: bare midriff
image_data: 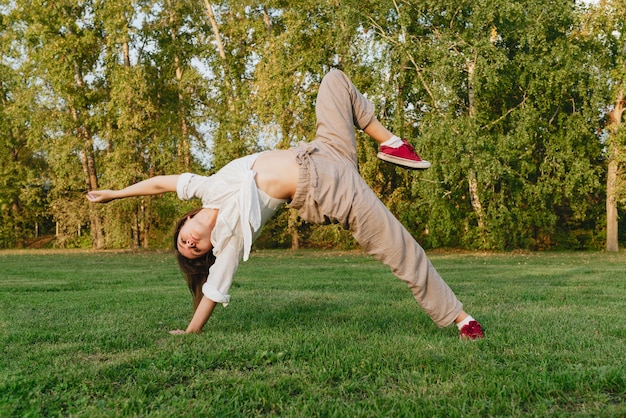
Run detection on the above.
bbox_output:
[252,150,300,201]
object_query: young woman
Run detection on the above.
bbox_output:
[87,70,484,340]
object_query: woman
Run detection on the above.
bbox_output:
[87,70,484,340]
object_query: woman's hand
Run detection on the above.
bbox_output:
[86,190,117,203]
[168,298,217,336]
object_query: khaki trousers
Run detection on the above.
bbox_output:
[289,70,463,327]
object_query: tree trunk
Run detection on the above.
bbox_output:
[203,0,234,111]
[606,84,624,252]
[70,58,104,250]
[468,168,487,247]
[467,60,476,118]
[12,198,23,248]
[466,57,487,247]
[203,0,227,62]
[122,25,131,67]
[72,105,104,249]
[606,157,619,252]
[167,2,191,170]
[81,145,105,249]
[71,58,104,249]
[142,198,151,248]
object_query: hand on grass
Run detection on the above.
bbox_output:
[169,329,187,335]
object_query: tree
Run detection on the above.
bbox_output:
[364,0,605,250]
[584,0,626,252]
[8,0,108,247]
[0,0,617,251]
[0,29,50,247]
[94,0,208,248]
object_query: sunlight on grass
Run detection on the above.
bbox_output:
[1,250,624,416]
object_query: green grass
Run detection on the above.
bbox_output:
[1,249,624,417]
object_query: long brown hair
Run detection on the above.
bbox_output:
[173,208,216,310]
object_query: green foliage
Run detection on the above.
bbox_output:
[361,0,609,250]
[1,250,625,416]
[0,0,622,250]
[0,28,52,247]
[253,207,293,249]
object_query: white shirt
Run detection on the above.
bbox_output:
[176,153,286,306]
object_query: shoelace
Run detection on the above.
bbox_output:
[402,139,416,152]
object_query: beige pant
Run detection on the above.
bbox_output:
[289,70,463,327]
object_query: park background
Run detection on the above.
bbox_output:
[2,1,626,416]
[1,0,626,253]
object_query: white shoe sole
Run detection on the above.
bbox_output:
[377,152,431,170]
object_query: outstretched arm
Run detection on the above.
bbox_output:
[86,175,180,203]
[169,240,241,335]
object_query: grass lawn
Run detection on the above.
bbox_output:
[0,249,624,417]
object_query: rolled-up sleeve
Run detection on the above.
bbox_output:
[202,235,244,306]
[176,173,195,200]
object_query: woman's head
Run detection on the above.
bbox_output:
[174,208,215,309]
[175,209,214,259]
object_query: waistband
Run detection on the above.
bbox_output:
[289,142,320,210]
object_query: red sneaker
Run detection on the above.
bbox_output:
[459,320,484,340]
[377,139,431,169]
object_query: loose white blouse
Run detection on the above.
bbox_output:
[176,153,287,306]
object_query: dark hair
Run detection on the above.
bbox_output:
[173,208,216,310]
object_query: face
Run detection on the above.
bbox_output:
[176,216,213,259]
